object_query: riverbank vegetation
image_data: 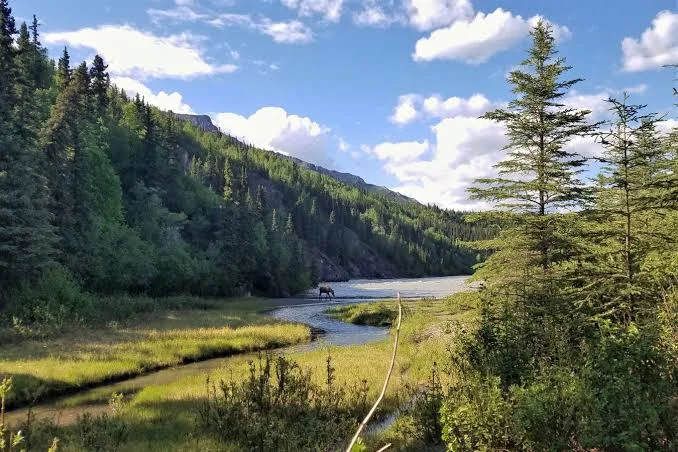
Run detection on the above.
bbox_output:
[2,292,478,451]
[0,297,310,409]
[327,303,398,326]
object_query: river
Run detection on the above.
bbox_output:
[4,275,470,427]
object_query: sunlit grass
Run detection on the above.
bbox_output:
[101,292,480,451]
[0,297,310,407]
[6,292,479,451]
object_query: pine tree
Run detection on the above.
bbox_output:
[465,21,598,385]
[469,21,598,272]
[0,2,55,288]
[56,46,70,89]
[89,54,109,113]
[583,96,677,323]
[223,158,233,201]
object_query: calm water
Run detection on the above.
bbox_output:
[6,276,470,426]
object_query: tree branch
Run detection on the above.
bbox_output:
[345,293,403,452]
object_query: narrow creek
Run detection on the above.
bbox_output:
[5,276,469,427]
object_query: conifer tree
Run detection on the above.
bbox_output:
[583,96,677,323]
[469,21,597,272]
[56,47,70,89]
[0,2,55,287]
[89,54,109,113]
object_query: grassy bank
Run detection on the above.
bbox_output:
[327,302,398,326]
[13,292,480,451]
[0,297,310,408]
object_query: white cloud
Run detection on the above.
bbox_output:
[390,94,420,124]
[389,92,495,125]
[147,6,206,23]
[375,116,506,209]
[423,93,492,118]
[622,10,678,72]
[111,77,195,114]
[367,139,430,163]
[375,88,615,209]
[413,8,570,64]
[259,19,313,43]
[353,0,401,27]
[44,25,238,80]
[212,107,333,166]
[148,6,314,44]
[281,0,344,22]
[404,0,473,31]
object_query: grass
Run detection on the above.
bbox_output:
[24,291,480,451]
[327,302,398,326]
[5,291,480,451]
[0,297,310,409]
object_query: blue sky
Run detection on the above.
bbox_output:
[14,0,678,209]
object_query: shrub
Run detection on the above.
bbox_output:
[510,368,585,451]
[75,394,129,452]
[577,323,678,450]
[2,266,93,335]
[440,375,519,452]
[200,354,369,451]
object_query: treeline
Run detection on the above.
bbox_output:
[0,0,487,319]
[437,23,677,450]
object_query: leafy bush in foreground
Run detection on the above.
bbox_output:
[200,354,369,451]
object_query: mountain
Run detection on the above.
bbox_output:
[172,113,220,134]
[176,114,418,206]
[1,35,493,301]
[285,156,418,205]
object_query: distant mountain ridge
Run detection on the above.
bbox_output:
[174,113,418,205]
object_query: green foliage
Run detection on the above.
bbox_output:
[74,394,128,452]
[440,375,516,452]
[442,20,678,452]
[576,323,677,450]
[328,303,397,326]
[200,354,369,451]
[2,266,92,336]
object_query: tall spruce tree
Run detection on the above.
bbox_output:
[469,21,598,272]
[0,2,55,288]
[583,96,678,323]
[466,21,598,385]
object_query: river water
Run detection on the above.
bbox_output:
[5,275,470,427]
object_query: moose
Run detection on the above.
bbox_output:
[318,286,335,300]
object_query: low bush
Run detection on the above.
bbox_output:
[200,354,370,451]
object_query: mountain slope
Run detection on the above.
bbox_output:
[176,113,418,206]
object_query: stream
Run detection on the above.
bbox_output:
[4,275,469,427]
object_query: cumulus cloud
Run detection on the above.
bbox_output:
[390,94,420,124]
[281,0,344,22]
[375,86,629,209]
[111,77,195,114]
[413,8,570,64]
[389,93,495,125]
[212,107,333,166]
[44,25,238,80]
[366,139,430,163]
[404,0,473,31]
[380,116,506,209]
[622,10,678,72]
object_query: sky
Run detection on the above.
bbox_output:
[14,0,678,210]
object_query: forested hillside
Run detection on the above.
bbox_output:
[0,2,489,311]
